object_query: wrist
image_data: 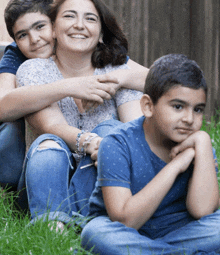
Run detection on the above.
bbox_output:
[75,131,100,157]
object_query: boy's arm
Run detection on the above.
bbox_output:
[0,61,147,123]
[0,74,118,122]
[106,59,149,92]
[171,131,219,219]
[101,145,195,230]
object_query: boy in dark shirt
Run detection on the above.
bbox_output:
[81,54,220,255]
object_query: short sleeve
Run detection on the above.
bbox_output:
[0,42,27,75]
[97,134,131,189]
[94,63,143,107]
[16,58,60,88]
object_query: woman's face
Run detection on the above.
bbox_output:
[53,0,102,55]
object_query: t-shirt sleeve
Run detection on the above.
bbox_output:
[0,42,27,75]
[97,134,131,189]
[95,63,143,107]
[16,58,55,88]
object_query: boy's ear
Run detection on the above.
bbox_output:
[140,94,154,118]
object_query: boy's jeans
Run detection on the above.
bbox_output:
[0,119,25,188]
[17,120,122,224]
[81,210,220,255]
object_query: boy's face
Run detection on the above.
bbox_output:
[150,85,206,144]
[13,12,54,59]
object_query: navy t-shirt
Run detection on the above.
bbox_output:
[0,42,27,75]
[88,116,219,239]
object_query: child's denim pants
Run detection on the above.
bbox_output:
[0,119,25,189]
[81,210,220,255]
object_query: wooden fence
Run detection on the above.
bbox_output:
[103,0,220,119]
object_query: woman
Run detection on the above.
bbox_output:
[16,0,144,225]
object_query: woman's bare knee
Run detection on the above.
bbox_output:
[38,140,61,150]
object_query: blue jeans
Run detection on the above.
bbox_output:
[18,120,122,224]
[0,119,25,188]
[81,210,220,255]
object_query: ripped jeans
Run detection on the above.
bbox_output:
[17,120,122,225]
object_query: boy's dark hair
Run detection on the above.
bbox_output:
[144,54,207,104]
[49,0,128,68]
[4,0,53,40]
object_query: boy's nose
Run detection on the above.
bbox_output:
[182,110,194,125]
[29,32,40,44]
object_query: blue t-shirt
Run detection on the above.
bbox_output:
[0,42,27,75]
[88,116,219,239]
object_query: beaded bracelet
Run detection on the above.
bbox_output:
[75,130,87,156]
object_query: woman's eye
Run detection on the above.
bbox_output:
[86,16,98,22]
[64,14,75,18]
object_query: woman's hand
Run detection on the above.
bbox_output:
[86,136,103,166]
[80,134,103,166]
[72,74,119,109]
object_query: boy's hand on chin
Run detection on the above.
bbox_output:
[170,131,210,159]
[171,147,195,174]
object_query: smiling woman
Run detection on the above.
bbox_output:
[15,0,145,226]
[53,0,102,58]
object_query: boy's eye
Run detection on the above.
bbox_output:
[36,24,45,30]
[18,33,27,40]
[194,107,204,113]
[173,104,183,110]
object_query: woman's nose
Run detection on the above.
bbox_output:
[73,17,85,30]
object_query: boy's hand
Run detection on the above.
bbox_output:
[171,147,195,174]
[170,131,210,159]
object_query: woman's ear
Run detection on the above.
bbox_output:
[52,23,56,39]
[99,33,103,44]
[140,94,154,118]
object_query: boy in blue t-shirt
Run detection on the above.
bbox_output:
[0,0,149,190]
[81,54,220,255]
[0,0,54,189]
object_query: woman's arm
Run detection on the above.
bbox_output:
[105,59,149,92]
[117,100,143,123]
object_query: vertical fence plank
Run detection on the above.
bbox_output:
[102,0,220,118]
[191,0,220,118]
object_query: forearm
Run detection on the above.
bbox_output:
[108,163,180,230]
[112,59,149,92]
[186,132,220,218]
[0,79,77,122]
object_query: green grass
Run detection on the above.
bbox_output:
[0,116,220,255]
[201,115,220,187]
[0,191,93,255]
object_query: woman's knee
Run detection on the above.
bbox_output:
[25,137,74,178]
[92,119,122,137]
